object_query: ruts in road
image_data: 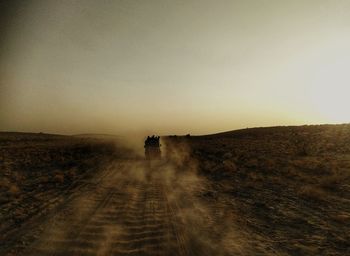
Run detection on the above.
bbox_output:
[17,161,234,256]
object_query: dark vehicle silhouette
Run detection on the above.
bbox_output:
[144,135,161,160]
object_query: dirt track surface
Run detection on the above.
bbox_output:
[3,160,250,256]
[30,162,186,256]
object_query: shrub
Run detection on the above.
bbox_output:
[53,173,65,184]
[298,185,328,202]
[8,184,20,196]
[331,213,350,223]
[0,177,11,191]
[223,160,237,172]
[319,175,342,190]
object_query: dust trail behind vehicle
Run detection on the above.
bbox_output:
[18,143,255,256]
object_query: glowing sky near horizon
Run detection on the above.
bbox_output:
[1,0,350,135]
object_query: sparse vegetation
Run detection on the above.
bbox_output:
[0,132,124,247]
[180,124,350,256]
[298,185,328,201]
[1,125,350,255]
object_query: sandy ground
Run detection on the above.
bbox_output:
[2,160,259,256]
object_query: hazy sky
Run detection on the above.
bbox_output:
[1,0,350,135]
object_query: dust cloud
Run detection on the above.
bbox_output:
[22,138,249,256]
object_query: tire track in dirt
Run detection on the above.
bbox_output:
[22,162,189,256]
[24,163,131,256]
[1,162,123,256]
[109,179,185,256]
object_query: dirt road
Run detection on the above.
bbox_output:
[2,160,225,256]
[1,158,277,256]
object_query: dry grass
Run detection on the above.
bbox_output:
[8,184,20,196]
[1,126,350,255]
[331,213,350,223]
[0,132,123,238]
[175,124,350,255]
[53,172,65,184]
[297,185,328,202]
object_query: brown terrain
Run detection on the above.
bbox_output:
[0,124,349,255]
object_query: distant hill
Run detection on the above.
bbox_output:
[73,134,121,140]
[201,123,350,138]
[0,132,68,142]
